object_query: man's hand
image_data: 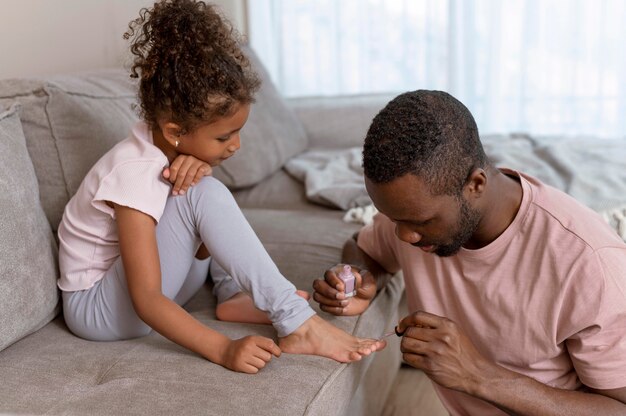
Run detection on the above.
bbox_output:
[398,310,492,394]
[398,311,626,415]
[312,264,377,315]
[163,154,212,195]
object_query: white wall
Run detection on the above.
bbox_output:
[0,0,247,79]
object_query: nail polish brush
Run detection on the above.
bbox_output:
[380,326,405,339]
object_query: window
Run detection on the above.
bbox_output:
[248,0,626,137]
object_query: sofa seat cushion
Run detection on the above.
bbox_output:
[0,105,59,352]
[0,208,404,416]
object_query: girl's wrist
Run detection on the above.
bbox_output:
[199,330,231,364]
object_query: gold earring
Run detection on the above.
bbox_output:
[175,140,180,148]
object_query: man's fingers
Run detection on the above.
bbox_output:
[312,278,343,301]
[403,326,449,343]
[397,310,445,333]
[401,336,430,354]
[312,291,345,308]
[320,304,346,315]
[402,352,428,371]
[324,268,344,292]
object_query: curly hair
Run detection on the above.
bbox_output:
[363,90,489,196]
[123,0,260,133]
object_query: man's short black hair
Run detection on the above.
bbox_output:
[363,90,488,196]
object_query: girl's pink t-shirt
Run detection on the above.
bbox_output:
[58,122,170,291]
[358,170,626,415]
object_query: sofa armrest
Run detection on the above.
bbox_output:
[286,93,395,149]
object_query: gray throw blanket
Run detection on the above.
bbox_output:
[285,147,371,210]
[481,134,626,239]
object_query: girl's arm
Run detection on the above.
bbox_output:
[113,203,281,373]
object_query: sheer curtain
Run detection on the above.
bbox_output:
[248,0,626,137]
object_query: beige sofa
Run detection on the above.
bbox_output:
[0,48,408,416]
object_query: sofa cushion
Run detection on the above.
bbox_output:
[212,47,309,189]
[0,104,59,352]
[0,208,404,416]
[232,168,319,211]
[0,70,138,231]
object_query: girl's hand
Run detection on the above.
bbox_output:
[219,336,281,374]
[312,265,376,316]
[162,154,212,196]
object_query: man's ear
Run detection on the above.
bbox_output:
[160,122,184,147]
[464,168,487,198]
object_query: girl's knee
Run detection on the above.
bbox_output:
[186,176,237,208]
[190,177,232,198]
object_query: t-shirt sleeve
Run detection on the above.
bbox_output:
[357,212,401,274]
[565,247,626,390]
[92,160,171,222]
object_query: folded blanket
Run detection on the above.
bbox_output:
[285,147,371,210]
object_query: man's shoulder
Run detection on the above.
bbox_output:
[521,172,625,251]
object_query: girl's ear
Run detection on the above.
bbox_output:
[160,122,184,147]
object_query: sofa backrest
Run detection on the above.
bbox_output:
[0,47,309,232]
[214,46,309,189]
[0,70,139,232]
[0,105,59,352]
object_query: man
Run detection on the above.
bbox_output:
[313,90,626,415]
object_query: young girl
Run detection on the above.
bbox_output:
[57,0,385,374]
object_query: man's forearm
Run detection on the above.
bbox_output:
[474,362,626,416]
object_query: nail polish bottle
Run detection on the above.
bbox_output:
[338,265,356,298]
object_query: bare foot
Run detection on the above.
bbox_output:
[278,315,386,363]
[216,290,311,324]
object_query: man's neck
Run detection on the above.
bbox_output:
[467,169,523,248]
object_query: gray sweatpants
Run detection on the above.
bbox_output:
[62,177,315,340]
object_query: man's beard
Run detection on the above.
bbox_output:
[434,197,481,257]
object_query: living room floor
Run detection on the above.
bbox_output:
[382,364,448,416]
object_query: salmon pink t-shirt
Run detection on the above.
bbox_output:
[358,170,626,416]
[57,122,170,292]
